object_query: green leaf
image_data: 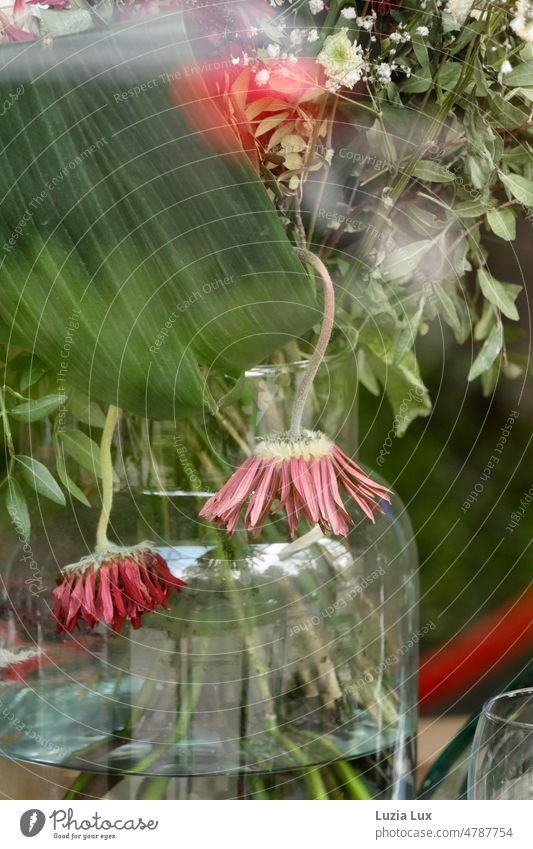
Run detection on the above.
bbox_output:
[481,361,499,396]
[0,17,315,421]
[401,68,432,93]
[478,268,521,321]
[499,171,533,206]
[381,240,433,282]
[466,153,493,190]
[356,349,380,396]
[433,285,463,340]
[366,350,431,436]
[393,298,426,364]
[5,478,31,543]
[454,199,492,218]
[9,394,67,423]
[486,208,516,241]
[468,322,503,381]
[55,442,91,507]
[68,390,107,429]
[437,62,463,93]
[16,455,66,505]
[58,428,103,479]
[20,360,48,392]
[488,94,530,131]
[474,300,495,341]
[503,62,533,87]
[411,34,429,70]
[412,161,455,183]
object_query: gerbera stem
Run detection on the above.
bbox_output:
[95,404,120,551]
[289,248,335,440]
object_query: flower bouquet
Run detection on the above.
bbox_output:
[0,0,529,800]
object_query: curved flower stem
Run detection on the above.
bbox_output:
[95,404,119,551]
[289,248,335,440]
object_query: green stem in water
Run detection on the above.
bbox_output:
[289,248,335,440]
[95,404,119,551]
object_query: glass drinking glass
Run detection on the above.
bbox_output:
[468,688,533,799]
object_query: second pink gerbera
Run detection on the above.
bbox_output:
[199,430,390,538]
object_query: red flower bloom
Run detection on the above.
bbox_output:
[53,546,186,634]
[200,431,390,538]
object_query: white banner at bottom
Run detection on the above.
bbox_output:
[2,800,531,848]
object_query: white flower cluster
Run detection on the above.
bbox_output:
[316,28,366,92]
[446,0,474,26]
[511,0,533,42]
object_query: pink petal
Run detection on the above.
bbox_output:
[65,574,85,631]
[81,569,97,627]
[292,457,319,523]
[97,567,115,624]
[245,459,276,528]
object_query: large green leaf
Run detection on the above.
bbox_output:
[0,16,315,420]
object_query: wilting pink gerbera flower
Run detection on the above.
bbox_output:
[200,430,391,537]
[52,545,186,634]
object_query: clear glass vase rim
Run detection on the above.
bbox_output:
[482,687,533,731]
[244,348,355,379]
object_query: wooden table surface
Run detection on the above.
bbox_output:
[0,716,468,800]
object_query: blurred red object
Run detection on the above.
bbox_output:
[419,587,533,709]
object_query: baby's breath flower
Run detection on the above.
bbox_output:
[267,42,281,58]
[357,15,376,31]
[317,28,366,90]
[308,0,324,13]
[325,79,340,93]
[308,28,320,42]
[446,0,474,26]
[511,0,533,42]
[290,28,304,45]
[341,6,357,19]
[255,69,271,87]
[376,62,393,84]
[416,26,430,36]
[500,59,513,74]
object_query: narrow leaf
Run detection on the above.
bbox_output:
[20,361,48,392]
[59,429,103,478]
[254,112,290,137]
[486,208,516,241]
[412,161,455,183]
[499,171,533,206]
[16,455,66,505]
[478,268,521,321]
[68,390,107,428]
[9,394,67,423]
[5,478,31,543]
[394,298,426,364]
[468,322,503,381]
[55,443,91,507]
[433,286,462,338]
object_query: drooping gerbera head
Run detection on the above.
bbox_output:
[199,430,391,538]
[52,544,186,634]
